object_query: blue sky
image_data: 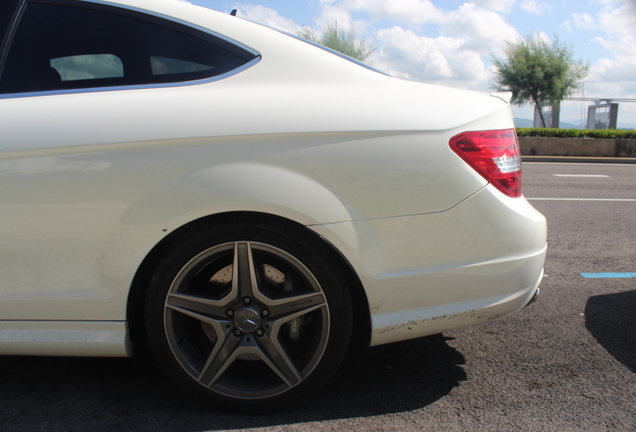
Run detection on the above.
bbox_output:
[190,0,636,128]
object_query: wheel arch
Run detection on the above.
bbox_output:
[126,211,371,357]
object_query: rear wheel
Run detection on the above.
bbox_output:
[145,220,352,411]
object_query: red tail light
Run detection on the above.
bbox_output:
[449,128,522,197]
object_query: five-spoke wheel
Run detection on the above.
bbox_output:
[145,221,352,410]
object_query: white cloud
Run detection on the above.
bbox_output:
[315,5,355,29]
[562,13,597,31]
[574,13,596,30]
[373,27,453,79]
[342,0,442,25]
[471,0,516,13]
[531,30,551,44]
[441,4,520,54]
[597,0,636,38]
[586,0,636,97]
[520,0,552,15]
[372,26,490,89]
[588,41,636,96]
[235,4,299,33]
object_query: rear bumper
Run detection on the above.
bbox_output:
[369,266,544,345]
[526,287,540,307]
[310,184,547,346]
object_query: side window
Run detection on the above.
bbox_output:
[51,54,124,81]
[0,2,257,94]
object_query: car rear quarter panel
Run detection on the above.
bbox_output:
[310,185,547,346]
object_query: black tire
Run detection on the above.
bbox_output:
[144,218,352,411]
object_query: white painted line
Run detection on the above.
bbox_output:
[528,198,636,202]
[552,174,609,178]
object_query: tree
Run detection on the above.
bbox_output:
[491,34,588,128]
[298,23,375,63]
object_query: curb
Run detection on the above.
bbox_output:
[522,155,636,164]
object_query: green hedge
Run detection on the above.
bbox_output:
[516,128,636,139]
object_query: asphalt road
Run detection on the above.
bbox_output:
[2,162,635,431]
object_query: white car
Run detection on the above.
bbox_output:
[0,0,546,410]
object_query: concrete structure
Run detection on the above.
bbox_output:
[533,104,560,128]
[587,101,619,129]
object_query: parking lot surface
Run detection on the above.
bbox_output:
[1,162,635,431]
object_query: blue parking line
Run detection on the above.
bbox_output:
[580,272,636,278]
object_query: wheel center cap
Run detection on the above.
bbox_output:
[234,307,261,333]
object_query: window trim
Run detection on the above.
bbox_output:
[0,0,261,99]
[0,0,27,82]
[0,57,260,99]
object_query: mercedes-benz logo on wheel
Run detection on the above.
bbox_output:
[234,308,261,333]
